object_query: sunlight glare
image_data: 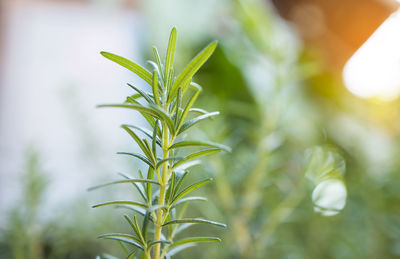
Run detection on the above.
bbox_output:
[343,9,400,101]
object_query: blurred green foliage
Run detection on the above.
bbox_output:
[180,0,400,258]
[0,149,121,259]
[0,149,48,259]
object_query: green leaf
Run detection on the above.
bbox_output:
[123,216,143,243]
[143,139,155,162]
[148,240,173,249]
[121,126,155,164]
[189,108,208,115]
[100,52,152,85]
[188,82,202,91]
[178,112,219,134]
[153,47,164,84]
[165,27,177,89]
[123,124,161,147]
[174,88,182,126]
[172,172,188,198]
[98,104,175,135]
[88,179,159,191]
[175,89,200,132]
[127,250,136,259]
[98,233,143,249]
[172,149,221,170]
[169,237,220,249]
[162,218,226,228]
[168,41,218,102]
[127,84,154,105]
[170,196,207,208]
[170,178,212,205]
[152,121,159,157]
[156,157,183,169]
[118,241,129,256]
[123,99,156,128]
[146,204,168,212]
[141,211,151,240]
[133,216,146,244]
[146,167,154,203]
[152,71,161,106]
[166,172,176,204]
[117,152,154,168]
[169,141,231,152]
[147,60,160,72]
[117,205,146,217]
[126,93,142,102]
[118,172,147,201]
[92,201,147,209]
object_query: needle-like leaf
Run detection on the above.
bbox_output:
[153,47,164,82]
[127,83,154,105]
[121,125,155,164]
[170,196,207,209]
[175,89,201,132]
[127,250,136,259]
[98,104,175,135]
[117,152,154,168]
[101,52,152,85]
[123,124,161,147]
[165,27,177,89]
[156,157,183,169]
[152,71,161,106]
[168,41,218,102]
[163,218,226,228]
[172,149,221,170]
[178,112,220,134]
[98,233,143,249]
[92,201,147,209]
[118,172,147,202]
[148,240,173,249]
[170,178,212,206]
[169,140,231,152]
[88,179,159,191]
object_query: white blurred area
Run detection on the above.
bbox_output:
[0,1,145,221]
[312,179,347,216]
[343,7,400,100]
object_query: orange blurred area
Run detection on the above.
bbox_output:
[272,0,397,70]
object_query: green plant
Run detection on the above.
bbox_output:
[0,148,48,259]
[90,27,228,259]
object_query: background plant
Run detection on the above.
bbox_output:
[175,1,398,258]
[0,148,120,259]
[170,0,347,258]
[90,27,228,259]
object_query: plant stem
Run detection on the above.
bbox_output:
[154,118,170,259]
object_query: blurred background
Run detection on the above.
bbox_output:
[1,0,400,258]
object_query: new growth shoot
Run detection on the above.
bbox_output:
[90,27,229,259]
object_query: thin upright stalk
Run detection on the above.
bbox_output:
[95,28,223,258]
[154,109,170,259]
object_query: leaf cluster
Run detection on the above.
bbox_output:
[90,28,228,259]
